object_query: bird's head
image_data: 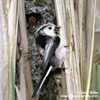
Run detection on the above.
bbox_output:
[35,23,61,37]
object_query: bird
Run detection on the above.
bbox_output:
[26,12,41,28]
[32,23,69,98]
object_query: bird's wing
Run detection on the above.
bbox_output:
[31,36,60,98]
[44,35,60,68]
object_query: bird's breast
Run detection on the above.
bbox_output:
[52,44,68,68]
[55,44,67,60]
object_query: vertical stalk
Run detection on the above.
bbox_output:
[85,0,96,100]
[95,64,98,100]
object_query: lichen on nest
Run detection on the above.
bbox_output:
[24,0,58,100]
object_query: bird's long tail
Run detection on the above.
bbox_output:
[32,36,60,98]
[31,65,53,98]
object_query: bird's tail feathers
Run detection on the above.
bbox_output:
[31,65,53,98]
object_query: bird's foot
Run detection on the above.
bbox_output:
[58,67,68,71]
[64,42,72,48]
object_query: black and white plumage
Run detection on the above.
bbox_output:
[32,23,69,98]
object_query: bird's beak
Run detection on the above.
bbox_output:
[55,26,61,31]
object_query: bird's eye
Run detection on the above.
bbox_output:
[48,26,52,30]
